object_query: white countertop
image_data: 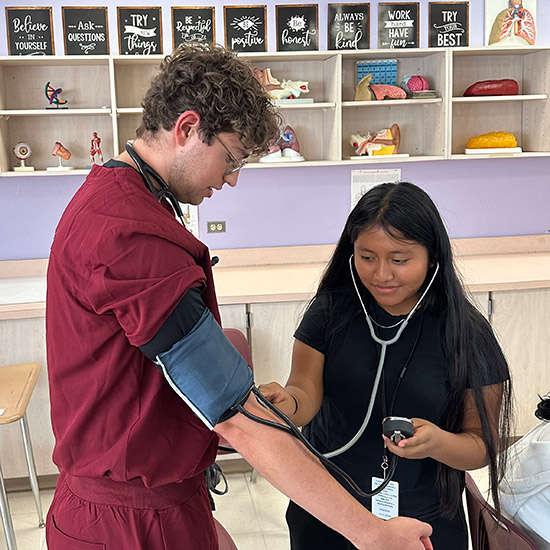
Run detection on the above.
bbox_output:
[1,236,549,320]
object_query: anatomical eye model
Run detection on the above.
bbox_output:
[12,141,35,172]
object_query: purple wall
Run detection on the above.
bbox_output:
[1,0,549,260]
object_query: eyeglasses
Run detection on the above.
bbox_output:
[215,134,247,175]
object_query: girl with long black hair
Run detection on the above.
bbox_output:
[260,181,512,549]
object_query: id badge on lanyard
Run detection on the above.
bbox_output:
[371,477,399,519]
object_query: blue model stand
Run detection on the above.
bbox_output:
[356,60,397,86]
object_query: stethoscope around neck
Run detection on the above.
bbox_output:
[323,255,439,459]
[125,141,185,224]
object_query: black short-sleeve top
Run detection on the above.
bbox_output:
[295,289,456,520]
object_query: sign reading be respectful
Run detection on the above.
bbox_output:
[62,7,110,55]
[378,2,419,49]
[172,7,215,48]
[118,7,162,55]
[328,4,369,50]
[5,6,54,55]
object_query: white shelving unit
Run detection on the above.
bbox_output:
[1,46,549,175]
[450,46,550,159]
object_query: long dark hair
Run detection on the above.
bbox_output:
[316,181,512,517]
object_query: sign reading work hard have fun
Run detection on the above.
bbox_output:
[62,7,109,55]
[118,7,162,55]
[6,6,54,55]
[276,4,318,51]
[224,6,267,53]
[429,2,469,47]
[328,3,369,50]
[172,7,215,48]
[378,2,419,49]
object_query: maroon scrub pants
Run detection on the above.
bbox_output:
[46,471,218,549]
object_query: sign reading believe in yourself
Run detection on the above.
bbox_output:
[224,6,267,53]
[276,4,318,52]
[62,7,109,55]
[328,4,369,50]
[5,6,54,55]
[378,2,419,49]
[429,2,469,47]
[172,7,215,48]
[118,7,162,55]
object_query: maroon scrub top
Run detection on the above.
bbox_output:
[46,164,220,487]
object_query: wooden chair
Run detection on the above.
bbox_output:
[0,363,45,550]
[214,518,238,550]
[465,472,539,550]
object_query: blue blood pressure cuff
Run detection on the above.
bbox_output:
[156,308,254,430]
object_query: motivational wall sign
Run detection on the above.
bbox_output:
[118,7,162,55]
[276,4,318,51]
[328,3,369,50]
[172,7,215,48]
[62,7,110,55]
[224,6,267,53]
[378,2,419,49]
[5,7,54,55]
[429,2,469,47]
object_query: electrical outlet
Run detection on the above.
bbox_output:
[207,221,226,233]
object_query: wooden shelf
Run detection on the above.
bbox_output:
[0,46,549,175]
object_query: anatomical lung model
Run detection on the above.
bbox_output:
[488,0,536,46]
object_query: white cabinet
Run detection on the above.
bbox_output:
[2,46,550,176]
[248,300,308,385]
[0,317,56,478]
[490,288,550,436]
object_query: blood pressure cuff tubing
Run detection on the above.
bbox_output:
[156,308,254,430]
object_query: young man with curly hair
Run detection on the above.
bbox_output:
[45,44,432,550]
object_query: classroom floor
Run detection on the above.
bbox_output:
[0,468,489,550]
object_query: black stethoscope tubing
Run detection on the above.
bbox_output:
[125,141,185,224]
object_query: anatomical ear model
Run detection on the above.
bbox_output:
[351,124,401,156]
[253,68,309,101]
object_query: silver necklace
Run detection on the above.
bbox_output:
[367,314,406,330]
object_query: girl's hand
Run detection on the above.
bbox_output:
[383,418,442,460]
[258,382,297,417]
